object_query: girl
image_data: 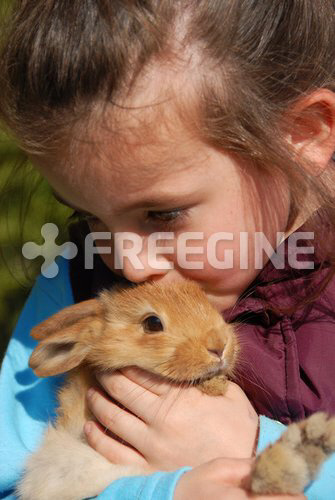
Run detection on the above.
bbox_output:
[1,0,335,498]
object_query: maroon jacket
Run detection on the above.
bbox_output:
[223,244,335,424]
[69,222,335,425]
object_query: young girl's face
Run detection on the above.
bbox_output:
[34,82,291,311]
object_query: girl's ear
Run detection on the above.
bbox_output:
[29,299,104,377]
[286,89,335,175]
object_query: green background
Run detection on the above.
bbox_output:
[0,133,72,362]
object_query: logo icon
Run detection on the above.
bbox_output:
[22,223,78,278]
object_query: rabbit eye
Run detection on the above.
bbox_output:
[142,315,164,333]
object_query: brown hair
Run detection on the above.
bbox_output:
[1,0,335,310]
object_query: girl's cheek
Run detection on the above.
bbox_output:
[173,237,247,275]
[174,237,260,292]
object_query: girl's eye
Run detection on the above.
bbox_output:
[146,208,188,227]
[142,315,164,333]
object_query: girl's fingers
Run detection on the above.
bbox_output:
[119,366,178,396]
[96,370,165,422]
[84,420,148,467]
[86,387,148,449]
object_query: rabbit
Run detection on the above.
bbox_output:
[16,280,335,499]
[17,280,238,500]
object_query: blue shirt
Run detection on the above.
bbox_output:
[0,258,334,499]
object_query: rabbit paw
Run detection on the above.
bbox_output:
[250,412,335,495]
[197,374,228,396]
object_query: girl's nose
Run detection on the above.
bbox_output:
[121,257,168,283]
[114,234,173,283]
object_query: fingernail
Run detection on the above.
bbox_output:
[84,422,93,435]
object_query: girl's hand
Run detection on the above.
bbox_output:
[84,366,258,471]
[174,458,306,500]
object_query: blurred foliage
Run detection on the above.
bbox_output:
[0,133,72,362]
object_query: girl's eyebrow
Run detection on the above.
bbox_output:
[114,196,188,214]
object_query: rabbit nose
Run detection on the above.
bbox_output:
[207,348,224,360]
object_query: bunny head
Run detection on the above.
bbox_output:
[29,281,238,383]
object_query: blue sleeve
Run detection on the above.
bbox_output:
[257,415,335,500]
[0,258,191,500]
[0,258,72,498]
[97,468,191,500]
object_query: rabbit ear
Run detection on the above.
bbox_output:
[31,299,102,340]
[29,315,103,377]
